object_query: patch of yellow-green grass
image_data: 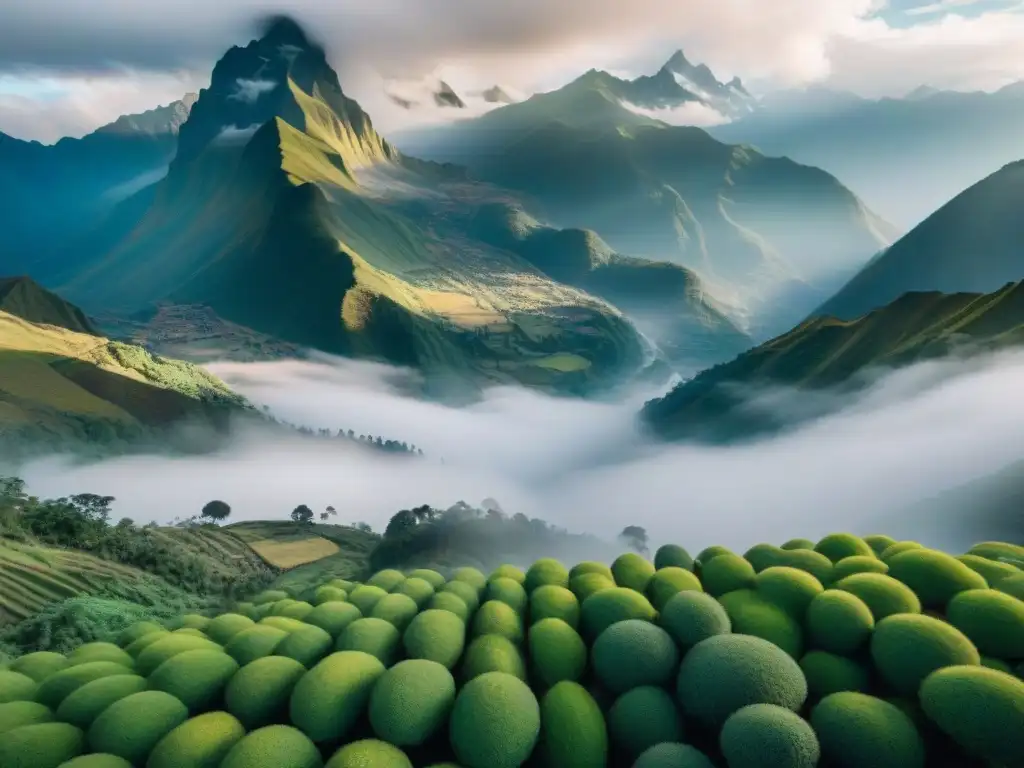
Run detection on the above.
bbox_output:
[248,538,341,569]
[530,353,591,372]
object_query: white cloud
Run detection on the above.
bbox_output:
[620,99,733,128]
[228,77,277,104]
[214,123,261,143]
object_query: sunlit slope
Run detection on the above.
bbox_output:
[0,276,98,335]
[644,280,1024,441]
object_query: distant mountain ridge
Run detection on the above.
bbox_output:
[618,49,756,118]
[0,276,98,336]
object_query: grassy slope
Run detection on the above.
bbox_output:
[817,159,1024,321]
[644,280,1024,440]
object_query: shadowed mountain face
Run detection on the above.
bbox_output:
[816,160,1024,321]
[643,281,1024,442]
[0,276,98,336]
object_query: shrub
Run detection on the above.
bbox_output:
[135,634,221,676]
[775,549,834,584]
[607,686,682,758]
[403,609,466,669]
[530,585,581,628]
[805,590,874,655]
[0,670,38,704]
[205,614,255,645]
[224,625,287,666]
[810,692,924,768]
[659,590,731,649]
[488,565,526,584]
[967,541,1024,562]
[863,535,897,556]
[654,544,694,572]
[66,643,133,670]
[524,559,570,593]
[676,634,808,728]
[528,618,587,687]
[370,594,421,632]
[369,659,456,746]
[289,651,385,742]
[754,567,823,618]
[633,743,716,768]
[798,651,869,697]
[879,541,923,560]
[833,572,921,620]
[701,554,756,597]
[831,556,889,581]
[471,600,524,644]
[996,573,1024,601]
[646,567,703,611]
[945,588,1024,658]
[348,585,389,615]
[224,655,306,730]
[407,568,446,588]
[696,545,733,563]
[427,591,471,623]
[981,655,1013,673]
[580,587,656,640]
[538,681,607,768]
[125,631,170,657]
[87,690,188,765]
[396,577,435,607]
[55,674,147,729]
[36,662,130,709]
[485,578,528,615]
[0,722,84,768]
[146,711,245,768]
[814,533,874,564]
[118,621,165,647]
[611,553,656,593]
[9,651,67,682]
[312,586,348,606]
[956,554,1020,585]
[46,755,133,768]
[592,619,678,693]
[253,590,290,605]
[148,649,238,713]
[449,671,540,768]
[325,739,412,767]
[919,665,1024,766]
[336,618,402,666]
[441,580,481,612]
[219,725,323,768]
[720,703,820,768]
[0,701,53,735]
[462,635,526,681]
[744,543,784,573]
[568,561,614,581]
[886,549,988,608]
[304,601,362,638]
[569,573,616,602]
[870,613,980,694]
[172,614,211,631]
[452,567,488,594]
[368,569,406,592]
[780,539,814,551]
[719,590,804,659]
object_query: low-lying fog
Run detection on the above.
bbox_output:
[16,350,1024,555]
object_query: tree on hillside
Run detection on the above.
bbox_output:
[353,522,373,533]
[291,504,314,524]
[326,506,337,517]
[319,512,329,521]
[385,509,417,538]
[201,500,231,524]
[618,525,649,555]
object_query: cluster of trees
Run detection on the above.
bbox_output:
[261,410,424,456]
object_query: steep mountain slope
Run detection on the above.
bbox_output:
[712,83,1024,228]
[643,280,1024,441]
[817,160,1024,321]
[0,276,97,335]
[0,94,196,273]
[405,71,894,338]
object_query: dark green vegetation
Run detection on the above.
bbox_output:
[1,532,1021,767]
[815,160,1024,321]
[643,280,1024,441]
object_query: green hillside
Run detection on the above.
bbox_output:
[0,277,97,336]
[816,160,1024,321]
[643,280,1024,441]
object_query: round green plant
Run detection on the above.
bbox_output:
[528,618,587,687]
[611,553,656,593]
[0,722,85,768]
[755,567,823,618]
[833,572,921,620]
[403,608,466,670]
[219,725,323,768]
[718,589,804,658]
[798,651,869,697]
[485,577,528,615]
[336,618,402,666]
[646,567,702,611]
[805,590,874,655]
[462,635,526,681]
[870,613,980,694]
[579,587,656,640]
[55,674,147,729]
[810,692,924,768]
[701,554,756,597]
[470,600,523,644]
[654,544,694,572]
[87,690,188,766]
[148,649,239,713]
[658,590,731,649]
[368,659,456,746]
[524,559,569,593]
[449,671,540,768]
[529,585,580,628]
[607,686,683,759]
[945,588,1024,659]
[224,655,306,730]
[325,739,411,768]
[289,651,385,742]
[720,703,820,768]
[592,619,678,693]
[538,682,607,768]
[886,549,987,608]
[146,710,246,768]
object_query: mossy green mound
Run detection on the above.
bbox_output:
[945,588,1024,658]
[0,670,38,704]
[810,692,924,768]
[720,703,820,768]
[805,590,874,655]
[633,743,715,768]
[744,544,785,573]
[0,700,53,735]
[403,609,466,670]
[718,590,804,659]
[224,655,306,730]
[996,573,1024,601]
[172,628,210,639]
[0,722,84,768]
[441,580,481,613]
[205,614,255,646]
[814,533,874,564]
[36,663,130,710]
[696,546,733,563]
[9,652,68,683]
[56,755,132,768]
[224,625,287,666]
[462,635,526,681]
[569,573,616,602]
[580,587,656,640]
[449,671,540,768]
[870,613,980,694]
[148,649,239,714]
[831,556,889,581]
[396,577,435,607]
[66,644,133,670]
[471,600,524,644]
[336,618,402,666]
[125,631,170,657]
[610,553,656,593]
[956,553,1020,585]
[367,569,406,592]
[304,601,362,638]
[647,567,703,611]
[529,585,580,628]
[658,590,731,649]
[253,590,290,606]
[775,549,834,584]
[325,739,412,768]
[289,651,385,742]
[275,624,334,668]
[524,559,569,593]
[173,614,211,631]
[428,591,471,623]
[654,544,694,572]
[919,664,1024,766]
[568,561,614,581]
[833,572,921,620]
[592,619,678,692]
[452,567,488,594]
[485,577,528,615]
[528,618,587,687]
[967,541,1024,562]
[135,635,222,677]
[348,585,389,615]
[701,554,756,597]
[863,535,897,557]
[55,674,147,729]
[87,690,188,765]
[146,711,245,768]
[798,651,869,697]
[607,685,682,759]
[118,621,165,647]
[886,549,987,608]
[538,681,607,768]
[219,725,323,768]
[488,565,526,584]
[780,539,814,551]
[369,659,456,746]
[981,655,1013,673]
[312,586,348,606]
[754,567,823,618]
[370,593,421,632]
[676,634,807,728]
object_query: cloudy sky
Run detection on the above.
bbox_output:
[2,0,1024,142]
